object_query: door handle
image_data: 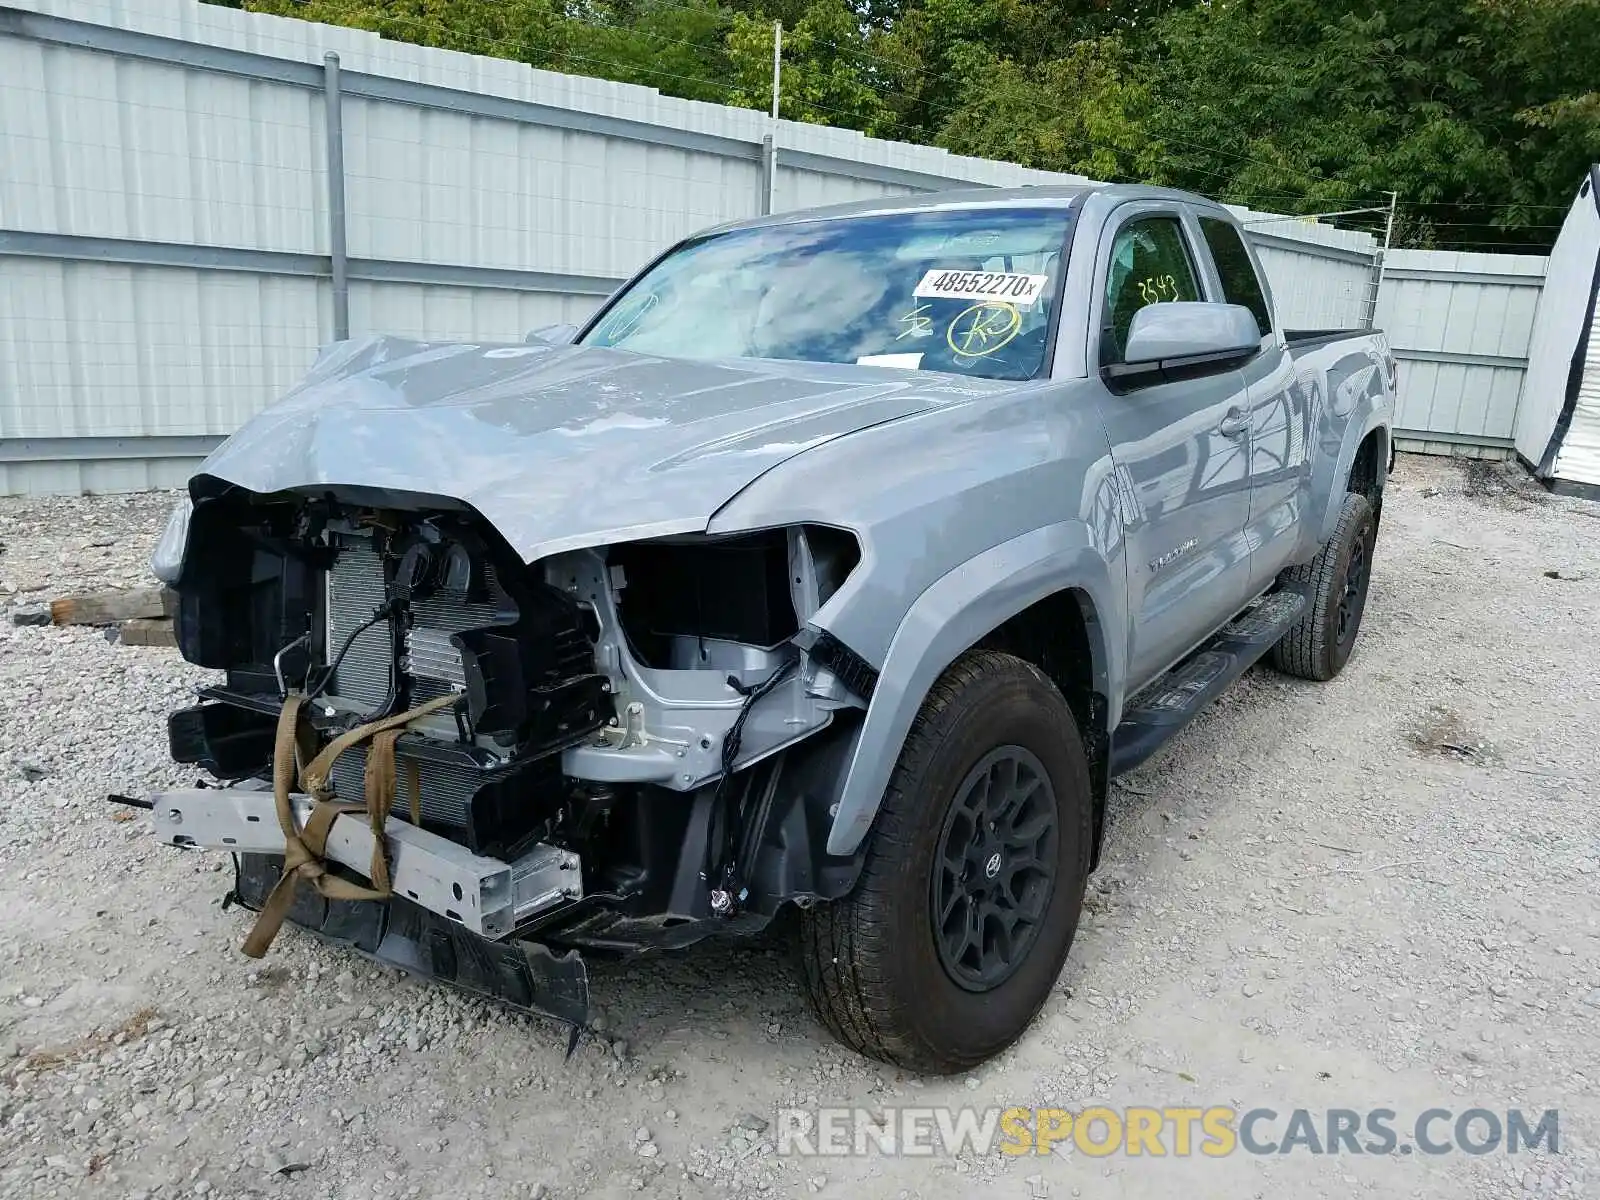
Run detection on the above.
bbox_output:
[1217,408,1249,439]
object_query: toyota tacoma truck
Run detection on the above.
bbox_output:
[143,184,1394,1073]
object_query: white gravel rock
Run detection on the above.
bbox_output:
[0,462,1596,1200]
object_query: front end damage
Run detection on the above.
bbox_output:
[147,477,871,1027]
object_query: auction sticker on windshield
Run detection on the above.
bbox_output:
[915,269,1049,308]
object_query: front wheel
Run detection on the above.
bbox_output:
[1269,491,1377,681]
[795,651,1092,1074]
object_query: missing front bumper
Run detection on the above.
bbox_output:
[144,781,590,1026]
[230,853,589,1026]
[228,857,592,1024]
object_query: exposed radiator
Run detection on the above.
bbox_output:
[326,745,481,829]
[324,538,505,712]
[326,742,566,848]
[319,533,593,841]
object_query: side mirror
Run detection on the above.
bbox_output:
[1122,302,1260,365]
[525,323,579,346]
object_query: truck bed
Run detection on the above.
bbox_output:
[1285,327,1381,349]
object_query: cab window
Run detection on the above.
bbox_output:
[1101,216,1200,364]
[1200,217,1272,336]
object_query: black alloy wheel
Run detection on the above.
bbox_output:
[1336,527,1371,648]
[1269,491,1377,682]
[795,650,1093,1074]
[931,746,1059,991]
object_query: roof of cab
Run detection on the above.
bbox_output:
[703,182,1231,237]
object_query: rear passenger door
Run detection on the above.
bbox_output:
[1090,205,1255,690]
[1196,215,1311,589]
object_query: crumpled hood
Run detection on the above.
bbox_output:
[198,335,987,560]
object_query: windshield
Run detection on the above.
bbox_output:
[581,207,1075,381]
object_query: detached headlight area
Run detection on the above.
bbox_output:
[558,524,867,792]
[149,494,193,584]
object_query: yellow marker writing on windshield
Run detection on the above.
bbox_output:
[948,301,1021,358]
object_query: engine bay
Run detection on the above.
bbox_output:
[162,480,871,951]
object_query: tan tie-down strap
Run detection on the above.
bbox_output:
[241,691,459,959]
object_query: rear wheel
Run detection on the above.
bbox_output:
[795,651,1092,1073]
[1269,491,1376,681]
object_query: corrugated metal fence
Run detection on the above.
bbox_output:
[1375,249,1549,456]
[0,0,1542,494]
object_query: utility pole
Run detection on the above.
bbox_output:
[760,22,782,215]
[770,21,782,120]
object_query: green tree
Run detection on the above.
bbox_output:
[241,0,738,102]
[934,39,1163,183]
[222,0,1600,250]
[242,0,570,63]
[726,2,881,130]
[1123,0,1600,245]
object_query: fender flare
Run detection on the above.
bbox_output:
[1315,417,1390,544]
[822,521,1121,857]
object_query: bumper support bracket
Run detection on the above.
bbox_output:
[149,781,580,940]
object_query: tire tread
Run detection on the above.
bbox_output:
[1269,491,1373,680]
[796,650,1089,1072]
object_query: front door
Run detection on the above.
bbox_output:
[1091,208,1255,690]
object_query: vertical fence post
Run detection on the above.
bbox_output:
[1364,190,1398,330]
[758,22,782,216]
[323,51,350,341]
[760,134,777,216]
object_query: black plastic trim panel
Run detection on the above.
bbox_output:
[810,632,879,700]
[231,853,589,1026]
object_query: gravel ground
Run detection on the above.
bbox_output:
[1,455,1597,1200]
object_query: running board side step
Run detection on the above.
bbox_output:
[1109,589,1307,777]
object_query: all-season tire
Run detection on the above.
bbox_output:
[795,650,1093,1074]
[1269,491,1377,681]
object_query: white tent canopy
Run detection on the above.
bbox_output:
[1514,165,1600,497]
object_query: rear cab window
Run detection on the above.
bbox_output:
[1100,215,1202,365]
[1199,216,1273,336]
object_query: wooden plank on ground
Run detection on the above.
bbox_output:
[51,587,176,626]
[118,618,178,648]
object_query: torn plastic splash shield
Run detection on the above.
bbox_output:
[231,853,589,1027]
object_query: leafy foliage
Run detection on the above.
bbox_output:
[227,0,1600,249]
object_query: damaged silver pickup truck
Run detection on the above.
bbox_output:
[143,184,1394,1072]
